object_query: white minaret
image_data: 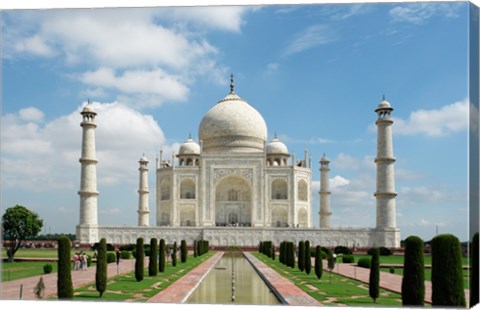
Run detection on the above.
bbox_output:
[319,154,332,228]
[137,154,150,226]
[374,96,397,230]
[77,102,99,242]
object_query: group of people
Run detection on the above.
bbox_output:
[73,252,89,271]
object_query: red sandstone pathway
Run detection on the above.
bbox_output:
[244,252,322,306]
[1,258,138,300]
[147,251,223,303]
[325,261,470,305]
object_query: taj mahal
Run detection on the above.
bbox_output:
[76,77,401,248]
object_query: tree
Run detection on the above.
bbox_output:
[314,246,323,280]
[327,250,335,284]
[471,232,479,307]
[181,239,187,263]
[193,240,197,258]
[271,243,275,260]
[2,205,43,262]
[57,236,73,299]
[298,241,305,271]
[431,234,466,307]
[305,240,312,275]
[159,239,166,272]
[172,241,177,267]
[149,238,158,276]
[135,237,144,281]
[369,248,380,303]
[401,235,425,305]
[95,238,107,297]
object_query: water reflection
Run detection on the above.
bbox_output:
[187,252,280,305]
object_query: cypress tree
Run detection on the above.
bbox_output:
[193,240,197,258]
[471,232,479,307]
[290,242,296,269]
[148,238,158,276]
[181,239,187,263]
[401,235,425,305]
[315,245,323,280]
[298,241,305,271]
[279,242,284,264]
[259,241,263,253]
[57,236,73,299]
[271,243,275,260]
[135,237,144,281]
[95,238,107,297]
[369,247,380,303]
[159,239,166,272]
[305,240,312,275]
[172,241,177,267]
[431,234,466,307]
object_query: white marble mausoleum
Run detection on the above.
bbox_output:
[76,78,401,248]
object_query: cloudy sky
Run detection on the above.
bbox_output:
[1,0,476,242]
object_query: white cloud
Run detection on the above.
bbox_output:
[330,175,350,189]
[393,99,468,137]
[80,67,189,107]
[389,2,463,25]
[283,24,335,57]
[4,7,250,107]
[19,107,45,122]
[1,102,169,190]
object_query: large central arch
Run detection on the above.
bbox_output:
[215,176,252,226]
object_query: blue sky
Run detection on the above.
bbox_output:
[1,1,476,242]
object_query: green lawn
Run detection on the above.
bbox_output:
[1,261,59,282]
[352,254,470,266]
[1,248,96,259]
[253,253,402,307]
[72,252,214,302]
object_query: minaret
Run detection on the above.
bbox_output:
[374,96,397,230]
[137,154,150,226]
[319,154,332,228]
[77,101,99,242]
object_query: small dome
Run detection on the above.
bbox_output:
[139,154,148,162]
[81,103,96,114]
[320,153,330,163]
[266,137,289,155]
[375,97,393,112]
[179,138,201,155]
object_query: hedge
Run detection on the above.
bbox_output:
[95,238,107,297]
[57,237,73,299]
[401,235,425,306]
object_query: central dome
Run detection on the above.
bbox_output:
[199,89,267,153]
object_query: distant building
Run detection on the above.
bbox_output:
[76,77,400,248]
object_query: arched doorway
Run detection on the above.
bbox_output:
[215,176,252,226]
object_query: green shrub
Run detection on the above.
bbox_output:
[149,238,158,276]
[471,232,479,306]
[95,238,107,297]
[107,252,116,263]
[43,263,53,274]
[298,241,305,271]
[314,245,323,280]
[120,250,130,259]
[57,236,73,299]
[401,235,425,306]
[159,239,166,272]
[357,257,371,268]
[369,248,380,303]
[334,245,352,255]
[342,254,355,263]
[172,241,177,267]
[181,240,187,263]
[305,240,312,275]
[431,234,466,307]
[135,238,144,282]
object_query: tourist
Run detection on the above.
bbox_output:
[82,252,88,271]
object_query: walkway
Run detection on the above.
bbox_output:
[147,251,223,303]
[326,262,470,305]
[0,258,137,300]
[244,252,322,306]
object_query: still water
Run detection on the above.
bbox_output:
[187,252,281,305]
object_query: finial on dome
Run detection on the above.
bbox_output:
[274,132,277,139]
[189,132,192,139]
[230,74,235,94]
[382,94,386,101]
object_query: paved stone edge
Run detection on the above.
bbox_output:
[244,252,322,306]
[147,251,224,303]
